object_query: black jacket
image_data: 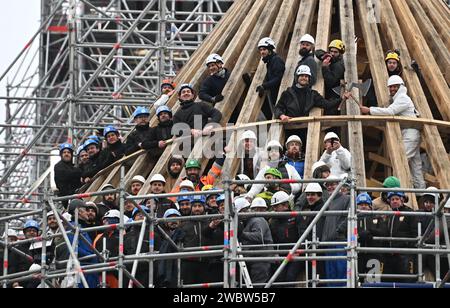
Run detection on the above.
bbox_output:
[99,140,127,169]
[357,215,389,247]
[125,125,151,155]
[275,86,340,119]
[295,198,325,242]
[154,197,177,218]
[323,56,345,100]
[199,68,230,103]
[173,101,222,130]
[294,53,318,86]
[157,228,185,288]
[386,206,418,248]
[141,120,174,150]
[262,53,285,104]
[82,152,102,179]
[269,216,298,245]
[181,219,209,261]
[54,160,83,197]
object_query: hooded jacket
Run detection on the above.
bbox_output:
[321,192,350,242]
[173,100,222,130]
[199,68,230,104]
[141,120,173,150]
[262,52,285,103]
[322,55,345,100]
[54,159,83,198]
[125,124,152,155]
[293,52,318,86]
[237,134,264,179]
[319,146,352,179]
[369,85,418,119]
[100,140,127,169]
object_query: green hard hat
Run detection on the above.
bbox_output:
[185,159,201,169]
[383,176,401,188]
[265,168,283,179]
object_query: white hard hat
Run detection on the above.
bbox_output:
[286,135,302,147]
[236,174,252,191]
[325,175,340,186]
[180,180,195,190]
[311,161,328,173]
[46,211,55,218]
[103,209,121,220]
[258,37,276,50]
[250,197,268,209]
[295,65,312,77]
[240,130,257,142]
[423,187,439,199]
[5,229,18,238]
[100,183,115,191]
[235,197,251,213]
[131,175,146,185]
[300,34,315,45]
[62,212,72,222]
[150,174,166,184]
[387,75,404,87]
[271,191,291,206]
[29,264,42,272]
[304,183,323,193]
[323,132,340,142]
[205,53,224,66]
[266,140,283,151]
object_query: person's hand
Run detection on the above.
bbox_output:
[158,140,167,149]
[322,57,331,67]
[256,85,265,98]
[214,94,224,103]
[342,91,353,100]
[202,126,214,136]
[331,140,342,151]
[325,142,334,154]
[360,106,370,114]
[209,219,221,229]
[280,115,291,123]
[191,129,203,137]
[167,89,176,97]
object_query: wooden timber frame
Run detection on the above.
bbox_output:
[80,0,450,205]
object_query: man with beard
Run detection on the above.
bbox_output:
[100,126,126,169]
[157,209,185,288]
[181,195,210,285]
[199,53,230,106]
[320,40,346,103]
[237,130,264,179]
[96,184,119,220]
[284,135,305,178]
[54,143,83,208]
[293,34,317,86]
[81,139,102,183]
[177,193,192,217]
[128,175,145,196]
[255,37,285,119]
[148,174,177,218]
[76,146,90,172]
[172,83,222,138]
[153,78,176,110]
[125,107,151,155]
[166,155,184,188]
[140,106,174,159]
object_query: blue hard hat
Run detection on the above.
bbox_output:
[76,145,86,156]
[103,126,119,137]
[133,107,150,119]
[207,188,220,199]
[59,143,74,154]
[132,206,150,218]
[156,106,172,117]
[216,194,225,204]
[387,192,406,200]
[83,139,99,150]
[163,209,181,219]
[87,135,101,143]
[356,193,373,206]
[191,195,206,205]
[23,220,40,231]
[177,193,192,204]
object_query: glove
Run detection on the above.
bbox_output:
[242,73,252,86]
[256,85,265,97]
[213,94,224,103]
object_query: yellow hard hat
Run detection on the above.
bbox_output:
[328,40,345,53]
[202,185,214,192]
[385,52,400,62]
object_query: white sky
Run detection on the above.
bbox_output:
[0,1,41,123]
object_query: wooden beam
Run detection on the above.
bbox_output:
[381,0,450,190]
[340,0,366,186]
[304,0,332,180]
[368,152,391,167]
[356,0,417,209]
[417,0,450,49]
[429,0,450,30]
[390,0,450,122]
[218,0,301,182]
[407,0,450,85]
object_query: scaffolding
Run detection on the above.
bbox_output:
[1,174,450,288]
[0,0,233,203]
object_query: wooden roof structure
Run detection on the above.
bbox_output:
[82,0,450,209]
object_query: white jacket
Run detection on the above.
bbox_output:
[246,163,302,199]
[153,94,170,109]
[319,146,352,178]
[369,85,418,118]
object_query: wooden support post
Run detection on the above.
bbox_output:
[356,0,417,209]
[340,0,366,187]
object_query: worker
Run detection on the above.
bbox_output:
[284,135,305,178]
[319,132,352,178]
[385,50,403,77]
[199,53,230,106]
[140,106,174,159]
[128,175,145,196]
[294,34,317,86]
[250,197,269,213]
[153,78,176,110]
[353,75,426,189]
[100,126,126,169]
[275,65,340,122]
[166,155,184,188]
[125,107,151,155]
[172,83,222,137]
[96,184,119,220]
[81,138,102,182]
[148,174,177,218]
[255,37,286,119]
[236,130,264,179]
[77,146,90,172]
[54,143,83,209]
[177,193,192,217]
[321,40,346,109]
[372,176,401,211]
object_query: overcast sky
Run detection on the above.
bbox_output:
[0,1,41,122]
